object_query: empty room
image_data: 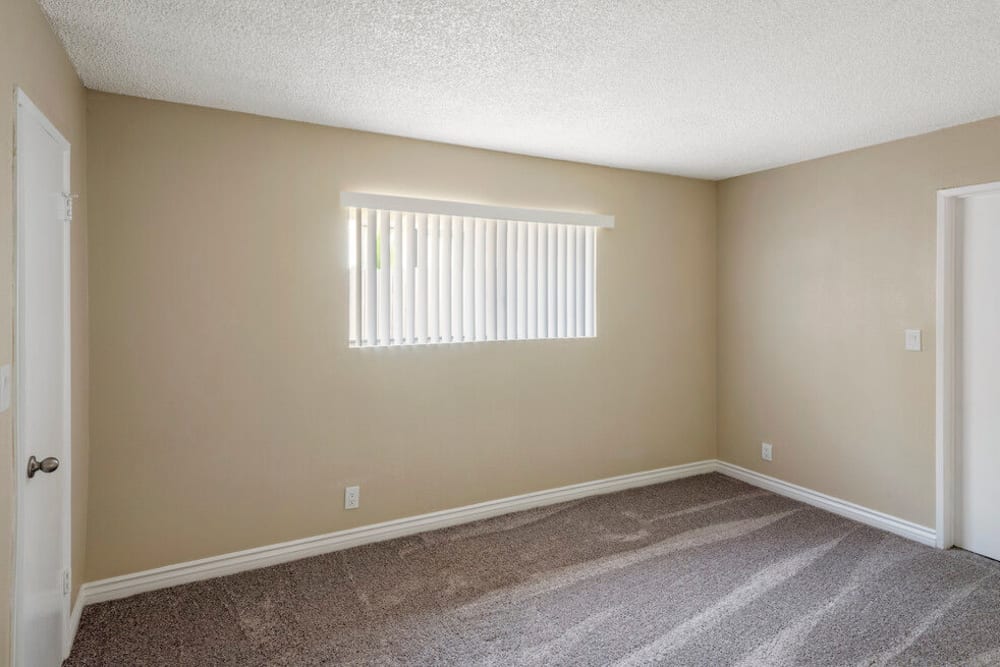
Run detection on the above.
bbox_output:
[4,0,1000,665]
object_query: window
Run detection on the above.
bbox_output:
[345,193,614,348]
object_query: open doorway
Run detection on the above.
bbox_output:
[937,180,1000,561]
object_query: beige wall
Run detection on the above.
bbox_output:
[718,116,1000,528]
[0,0,89,662]
[84,92,717,581]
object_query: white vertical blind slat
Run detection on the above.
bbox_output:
[378,210,391,345]
[576,225,585,336]
[547,225,557,338]
[585,226,595,337]
[402,213,415,344]
[426,215,439,343]
[516,222,527,340]
[415,213,428,343]
[566,225,576,338]
[462,217,475,341]
[506,220,517,340]
[496,221,507,341]
[556,225,566,338]
[536,223,547,339]
[439,215,451,343]
[350,208,360,345]
[391,211,402,344]
[474,219,485,341]
[485,219,497,340]
[451,216,463,342]
[526,223,537,339]
[363,208,377,346]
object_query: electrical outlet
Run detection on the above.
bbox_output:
[344,485,360,510]
[761,442,773,462]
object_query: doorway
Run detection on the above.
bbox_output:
[936,180,1000,560]
[12,89,73,666]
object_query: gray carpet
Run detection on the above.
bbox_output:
[66,473,1000,666]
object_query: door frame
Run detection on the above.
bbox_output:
[11,87,74,662]
[936,179,1000,550]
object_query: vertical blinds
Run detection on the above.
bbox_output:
[344,194,613,348]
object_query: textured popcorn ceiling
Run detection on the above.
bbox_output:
[39,0,1000,179]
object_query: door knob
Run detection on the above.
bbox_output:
[27,455,59,479]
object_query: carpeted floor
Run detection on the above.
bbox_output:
[66,473,1000,666]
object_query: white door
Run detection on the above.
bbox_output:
[957,189,1000,561]
[13,90,73,667]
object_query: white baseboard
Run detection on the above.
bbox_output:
[80,459,716,606]
[75,456,937,631]
[64,590,84,659]
[715,461,937,546]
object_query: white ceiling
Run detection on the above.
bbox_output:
[39,0,1000,179]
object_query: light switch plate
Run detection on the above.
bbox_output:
[905,329,922,352]
[0,364,10,412]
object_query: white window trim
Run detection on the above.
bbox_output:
[341,192,614,229]
[345,193,611,348]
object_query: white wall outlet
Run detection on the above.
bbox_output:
[761,442,773,462]
[344,485,360,510]
[905,329,922,351]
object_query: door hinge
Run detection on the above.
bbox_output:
[60,193,78,222]
[62,570,70,596]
